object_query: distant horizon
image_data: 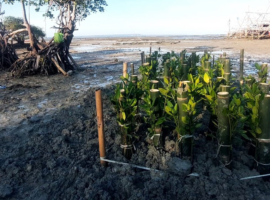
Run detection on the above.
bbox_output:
[3,0,270,37]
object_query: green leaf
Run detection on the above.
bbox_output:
[167,100,173,108]
[256,127,262,134]
[159,88,168,96]
[252,106,258,115]
[241,132,250,140]
[165,106,172,115]
[195,123,202,128]
[235,98,241,106]
[205,95,213,101]
[122,112,126,121]
[181,116,187,124]
[164,77,169,85]
[174,104,178,112]
[204,72,210,84]
[155,117,165,125]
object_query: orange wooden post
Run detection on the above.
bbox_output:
[95,89,107,166]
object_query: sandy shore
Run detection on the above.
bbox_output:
[70,36,270,59]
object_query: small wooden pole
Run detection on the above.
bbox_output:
[141,51,145,65]
[123,62,128,78]
[95,89,107,166]
[150,46,152,56]
[240,49,244,80]
[212,55,215,69]
[130,63,134,75]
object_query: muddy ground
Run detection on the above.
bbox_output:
[0,37,270,199]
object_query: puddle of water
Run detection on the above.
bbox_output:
[72,56,81,60]
[37,99,48,109]
[71,45,101,52]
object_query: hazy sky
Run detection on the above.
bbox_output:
[2,0,270,37]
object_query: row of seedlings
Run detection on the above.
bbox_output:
[111,49,270,176]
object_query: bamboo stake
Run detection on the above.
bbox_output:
[257,94,270,174]
[224,59,230,74]
[51,57,67,76]
[95,89,107,166]
[224,73,231,84]
[146,56,151,66]
[259,83,269,94]
[220,85,230,93]
[130,63,134,75]
[150,89,162,147]
[123,62,128,78]
[182,64,188,80]
[141,51,145,65]
[217,92,231,167]
[149,80,159,89]
[240,49,244,80]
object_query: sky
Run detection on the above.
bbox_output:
[2,0,270,37]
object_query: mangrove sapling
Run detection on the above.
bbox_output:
[111,76,142,159]
[214,59,225,78]
[255,63,268,83]
[217,92,245,166]
[181,97,202,161]
[200,69,224,137]
[138,62,153,92]
[200,51,211,69]
[140,89,165,147]
[188,52,200,76]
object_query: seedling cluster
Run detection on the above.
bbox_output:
[111,49,270,175]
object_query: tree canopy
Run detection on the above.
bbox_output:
[3,16,45,44]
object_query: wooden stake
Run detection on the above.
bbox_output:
[123,62,128,78]
[240,49,244,80]
[130,63,134,75]
[141,51,145,65]
[95,89,107,166]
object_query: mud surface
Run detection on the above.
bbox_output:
[1,37,270,199]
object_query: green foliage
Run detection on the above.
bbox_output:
[111,75,143,137]
[138,63,153,92]
[213,59,224,77]
[224,93,247,138]
[255,63,268,83]
[181,97,202,135]
[187,73,204,101]
[3,16,46,44]
[243,82,264,139]
[140,91,165,137]
[200,51,211,68]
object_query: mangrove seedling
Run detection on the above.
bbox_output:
[140,89,165,147]
[111,76,142,159]
[255,63,268,83]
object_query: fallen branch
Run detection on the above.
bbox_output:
[51,57,67,76]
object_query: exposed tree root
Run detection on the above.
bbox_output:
[10,42,75,78]
[0,40,18,69]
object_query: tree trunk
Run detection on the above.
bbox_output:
[21,0,38,55]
